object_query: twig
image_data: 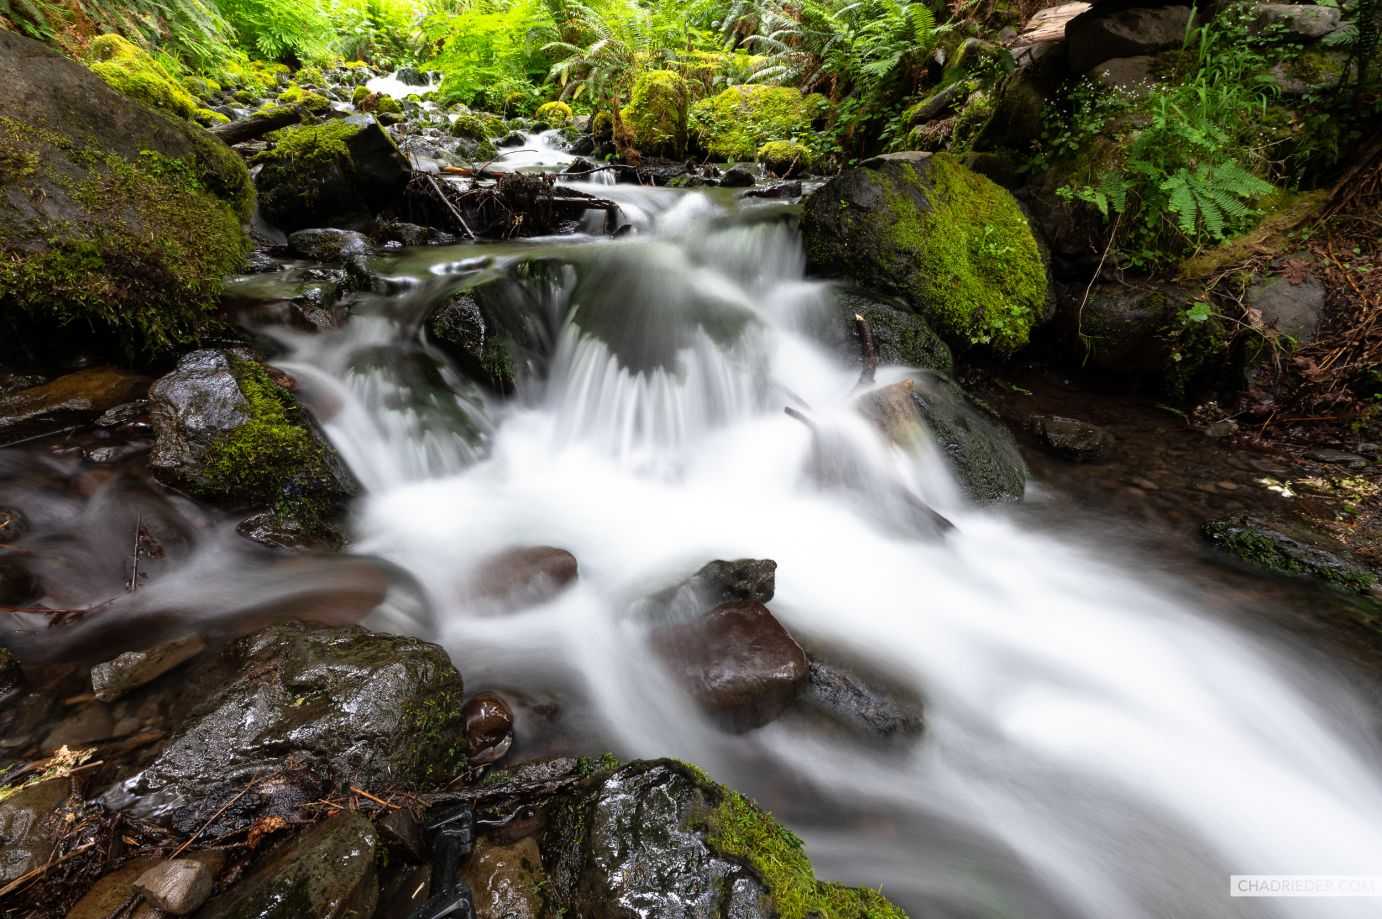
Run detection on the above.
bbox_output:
[350,786,401,810]
[424,174,476,239]
[0,841,95,897]
[171,773,273,859]
[784,406,816,430]
[0,425,81,449]
[1076,211,1122,363]
[127,513,141,593]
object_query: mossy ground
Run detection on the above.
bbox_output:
[0,114,250,361]
[623,70,689,156]
[690,85,829,161]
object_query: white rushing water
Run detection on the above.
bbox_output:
[272,187,1382,918]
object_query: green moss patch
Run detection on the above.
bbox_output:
[534,101,574,127]
[1203,516,1378,595]
[690,85,829,161]
[86,34,203,121]
[624,70,689,157]
[704,781,906,919]
[757,140,812,177]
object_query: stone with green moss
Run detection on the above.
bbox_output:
[275,83,332,113]
[0,30,251,363]
[534,100,574,127]
[623,70,690,157]
[450,112,491,141]
[539,758,908,919]
[690,85,830,161]
[253,116,410,231]
[757,140,813,178]
[85,34,204,121]
[802,151,1049,354]
[1203,516,1378,595]
[149,350,354,542]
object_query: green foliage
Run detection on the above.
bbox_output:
[424,0,555,107]
[623,69,688,154]
[689,84,828,160]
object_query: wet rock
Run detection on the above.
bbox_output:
[378,807,428,863]
[639,558,778,625]
[96,400,151,429]
[107,622,466,835]
[718,166,755,187]
[652,601,809,731]
[1057,282,1186,372]
[741,180,803,200]
[198,812,379,919]
[82,443,147,465]
[255,116,410,231]
[1027,414,1114,462]
[41,701,113,749]
[462,837,544,919]
[148,350,354,535]
[0,644,22,703]
[0,368,150,436]
[287,228,373,262]
[91,635,206,702]
[135,858,214,914]
[374,221,456,247]
[1203,516,1377,595]
[462,546,579,608]
[814,288,954,376]
[1252,2,1342,39]
[463,691,515,766]
[1066,5,1192,74]
[0,555,40,605]
[1306,448,1368,468]
[426,290,524,394]
[796,658,925,739]
[539,759,904,919]
[498,131,525,148]
[1247,272,1326,344]
[0,778,70,885]
[66,856,163,919]
[859,373,1028,503]
[236,509,344,551]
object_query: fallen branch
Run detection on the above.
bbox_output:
[210,106,341,146]
[854,313,878,387]
[350,786,401,811]
[423,173,476,239]
[171,773,275,859]
[0,842,96,898]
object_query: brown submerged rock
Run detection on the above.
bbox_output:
[463,690,515,765]
[462,545,579,609]
[0,368,150,437]
[463,836,545,919]
[653,600,809,731]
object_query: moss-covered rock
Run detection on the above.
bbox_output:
[591,110,614,143]
[757,140,812,178]
[539,759,907,919]
[623,70,690,157]
[690,85,829,161]
[534,100,574,127]
[814,289,954,376]
[149,350,355,541]
[0,30,251,363]
[802,151,1049,354]
[274,82,332,113]
[1203,516,1378,594]
[85,34,206,122]
[253,116,410,231]
[450,112,491,141]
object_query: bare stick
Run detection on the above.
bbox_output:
[783,406,817,430]
[0,842,96,897]
[854,313,878,386]
[424,174,476,239]
[171,773,273,859]
[127,513,141,593]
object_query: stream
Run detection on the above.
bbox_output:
[8,169,1382,916]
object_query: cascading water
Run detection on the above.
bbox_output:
[157,187,1382,915]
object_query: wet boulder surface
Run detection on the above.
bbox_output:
[104,622,467,836]
[814,289,954,376]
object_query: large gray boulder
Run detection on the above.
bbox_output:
[0,30,251,363]
[105,623,467,835]
[813,289,954,376]
[1252,3,1342,39]
[1065,5,1193,74]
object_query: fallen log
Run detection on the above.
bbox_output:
[211,106,343,146]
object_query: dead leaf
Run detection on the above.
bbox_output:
[247,815,288,849]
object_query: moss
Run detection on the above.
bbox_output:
[690,85,830,161]
[197,357,342,534]
[295,64,325,86]
[1179,190,1328,279]
[704,783,907,919]
[352,85,371,105]
[276,83,332,113]
[623,70,689,157]
[591,110,614,143]
[757,140,812,177]
[255,119,359,206]
[400,680,467,784]
[871,154,1045,353]
[375,94,403,115]
[451,112,491,141]
[1203,517,1378,594]
[86,34,202,121]
[0,116,250,360]
[534,101,574,127]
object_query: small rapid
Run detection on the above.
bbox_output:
[215,187,1382,915]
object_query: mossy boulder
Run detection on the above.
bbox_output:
[813,289,954,376]
[801,151,1049,354]
[450,112,491,141]
[623,70,690,157]
[0,30,251,363]
[274,83,332,113]
[253,115,411,231]
[1203,516,1378,595]
[539,759,907,919]
[148,350,355,543]
[85,34,216,124]
[534,100,574,127]
[690,85,829,161]
[757,140,812,178]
